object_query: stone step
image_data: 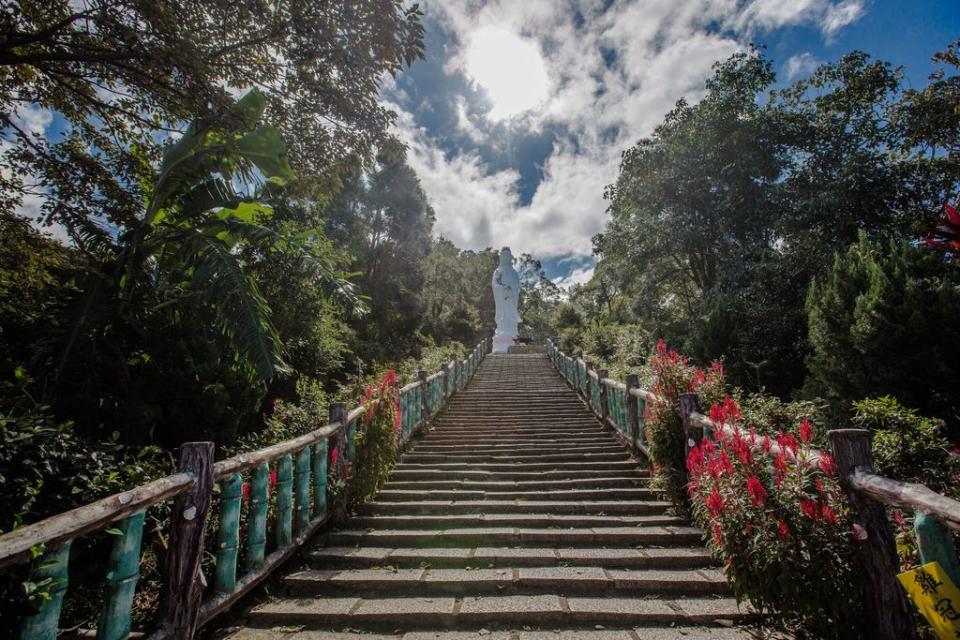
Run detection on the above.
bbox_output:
[325,526,703,548]
[416,436,615,446]
[392,461,640,473]
[428,427,604,435]
[307,545,715,570]
[400,452,631,464]
[381,476,647,491]
[359,500,670,515]
[375,488,654,502]
[410,443,622,453]
[283,566,728,597]
[348,513,684,530]
[388,469,648,482]
[245,595,753,630]
[229,627,758,639]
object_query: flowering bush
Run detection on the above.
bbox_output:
[352,370,401,503]
[643,339,725,513]
[687,396,864,639]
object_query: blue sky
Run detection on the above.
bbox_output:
[381,0,960,287]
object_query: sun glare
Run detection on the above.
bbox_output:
[463,27,549,121]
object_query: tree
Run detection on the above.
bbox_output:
[325,142,435,362]
[0,0,424,238]
[806,233,960,427]
[37,91,362,445]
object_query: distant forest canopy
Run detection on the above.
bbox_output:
[554,40,960,435]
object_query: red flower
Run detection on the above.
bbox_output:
[799,417,813,444]
[269,470,277,487]
[241,483,250,501]
[712,524,724,545]
[746,475,766,507]
[892,509,907,531]
[777,432,798,454]
[707,486,725,516]
[384,370,398,386]
[777,520,790,543]
[331,448,340,467]
[800,498,820,521]
[821,504,839,525]
[687,445,705,473]
[773,453,788,485]
[818,453,837,476]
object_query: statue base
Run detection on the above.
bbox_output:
[492,334,516,353]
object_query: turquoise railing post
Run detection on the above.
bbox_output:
[19,542,72,640]
[295,446,312,533]
[214,474,242,595]
[275,454,293,548]
[313,439,328,518]
[597,369,609,423]
[914,512,960,586]
[97,512,146,640]
[245,464,269,571]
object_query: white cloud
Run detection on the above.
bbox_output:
[552,264,596,290]
[783,52,821,80]
[821,0,865,39]
[389,0,868,274]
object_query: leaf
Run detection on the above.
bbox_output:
[216,202,273,223]
[946,203,960,226]
[236,126,296,183]
[104,528,123,536]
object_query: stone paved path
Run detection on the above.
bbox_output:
[229,354,756,639]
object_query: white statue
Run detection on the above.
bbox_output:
[492,247,520,353]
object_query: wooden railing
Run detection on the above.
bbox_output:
[546,339,960,640]
[0,338,491,640]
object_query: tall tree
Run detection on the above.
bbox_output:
[325,142,435,362]
[0,0,424,239]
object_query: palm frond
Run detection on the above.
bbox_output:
[164,226,284,380]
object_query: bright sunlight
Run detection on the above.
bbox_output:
[463,26,549,120]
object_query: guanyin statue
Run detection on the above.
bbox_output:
[491,247,520,352]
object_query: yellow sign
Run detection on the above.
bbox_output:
[898,561,960,640]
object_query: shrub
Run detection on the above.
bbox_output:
[687,396,863,639]
[852,396,960,498]
[642,340,725,514]
[352,371,401,503]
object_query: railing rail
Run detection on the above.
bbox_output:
[2,338,491,640]
[546,338,960,640]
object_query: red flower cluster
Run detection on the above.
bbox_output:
[921,203,960,253]
[687,395,850,578]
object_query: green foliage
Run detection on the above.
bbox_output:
[223,377,330,459]
[420,239,498,346]
[0,403,170,635]
[397,342,467,385]
[0,0,424,233]
[325,142,435,363]
[593,42,960,399]
[352,372,401,503]
[806,234,960,426]
[852,397,960,497]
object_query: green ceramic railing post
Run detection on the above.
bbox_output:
[295,446,312,533]
[245,464,269,572]
[313,439,328,517]
[275,454,293,548]
[97,512,146,640]
[19,542,71,640]
[214,473,242,595]
[915,512,960,586]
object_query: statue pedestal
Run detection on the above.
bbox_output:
[492,334,516,353]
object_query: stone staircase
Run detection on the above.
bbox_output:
[229,354,756,639]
